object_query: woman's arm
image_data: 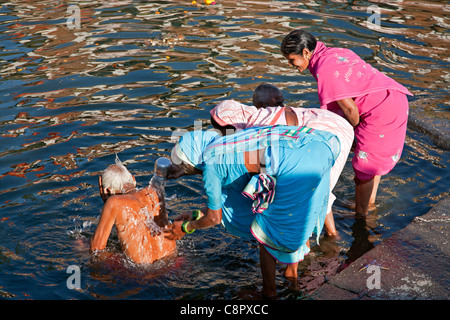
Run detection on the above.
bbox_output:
[164,163,224,240]
[188,207,222,230]
[284,107,298,126]
[336,98,360,127]
[163,207,222,240]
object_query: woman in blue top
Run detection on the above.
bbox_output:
[164,125,340,297]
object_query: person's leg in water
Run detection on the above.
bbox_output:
[259,241,308,297]
[259,244,277,298]
[323,210,338,236]
[354,175,381,215]
[284,238,309,274]
[283,239,312,291]
[369,175,381,207]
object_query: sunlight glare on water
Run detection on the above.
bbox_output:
[0,0,448,300]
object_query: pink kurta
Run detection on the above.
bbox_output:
[210,99,354,213]
[308,41,412,180]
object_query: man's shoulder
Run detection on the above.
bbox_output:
[105,193,137,206]
[104,188,157,209]
[136,187,159,200]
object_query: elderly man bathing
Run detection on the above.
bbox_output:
[90,159,176,264]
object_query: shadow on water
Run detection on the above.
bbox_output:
[0,0,448,299]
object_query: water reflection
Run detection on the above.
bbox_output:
[0,0,448,299]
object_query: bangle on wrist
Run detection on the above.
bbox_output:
[182,221,195,233]
[192,209,202,220]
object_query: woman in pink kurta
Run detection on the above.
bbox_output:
[280,30,412,215]
[210,97,354,236]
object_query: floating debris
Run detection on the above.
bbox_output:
[145,33,186,48]
[192,0,217,7]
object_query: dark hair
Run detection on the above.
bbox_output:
[252,83,284,108]
[210,116,236,136]
[280,30,317,56]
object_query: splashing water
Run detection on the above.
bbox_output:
[67,217,95,239]
[141,206,162,237]
[0,0,448,300]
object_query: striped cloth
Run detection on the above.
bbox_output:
[242,174,277,214]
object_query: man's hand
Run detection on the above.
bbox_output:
[163,221,185,240]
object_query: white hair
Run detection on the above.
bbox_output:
[101,156,135,193]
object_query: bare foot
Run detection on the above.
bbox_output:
[339,199,377,212]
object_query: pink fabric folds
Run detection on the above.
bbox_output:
[211,100,286,129]
[352,89,409,180]
[308,41,412,179]
[308,41,412,109]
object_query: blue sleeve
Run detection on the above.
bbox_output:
[202,163,223,210]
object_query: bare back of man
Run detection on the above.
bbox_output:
[91,177,176,264]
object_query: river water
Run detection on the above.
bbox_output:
[0,0,448,300]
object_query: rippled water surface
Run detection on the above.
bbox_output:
[0,0,448,299]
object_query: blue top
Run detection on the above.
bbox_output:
[175,125,340,263]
